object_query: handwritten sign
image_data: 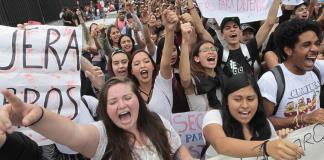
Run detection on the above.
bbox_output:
[196,0,282,24]
[287,123,324,160]
[207,124,324,160]
[172,111,206,158]
[282,0,304,5]
[0,25,82,145]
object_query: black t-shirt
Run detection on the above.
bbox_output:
[217,38,259,77]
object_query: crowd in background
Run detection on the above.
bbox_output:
[1,0,324,160]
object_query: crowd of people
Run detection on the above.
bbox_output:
[1,0,324,160]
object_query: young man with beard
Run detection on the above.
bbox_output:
[258,19,324,130]
[216,0,281,78]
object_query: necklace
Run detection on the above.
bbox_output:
[138,87,152,102]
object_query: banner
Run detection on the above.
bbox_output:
[0,25,82,145]
[282,0,304,5]
[172,111,206,158]
[207,123,324,160]
[287,123,324,160]
[196,0,282,24]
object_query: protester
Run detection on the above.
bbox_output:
[258,19,324,129]
[216,0,280,78]
[202,73,304,160]
[0,77,192,160]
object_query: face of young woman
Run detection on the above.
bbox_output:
[227,85,258,126]
[106,83,139,131]
[112,53,129,77]
[131,52,154,84]
[194,42,218,69]
[110,27,121,44]
[170,45,178,66]
[120,36,133,53]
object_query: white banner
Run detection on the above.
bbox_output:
[0,25,82,145]
[207,123,324,160]
[282,0,304,5]
[171,111,206,158]
[287,123,324,160]
[196,0,282,24]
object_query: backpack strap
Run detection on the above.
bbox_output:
[270,65,285,115]
[312,66,321,84]
[222,44,251,66]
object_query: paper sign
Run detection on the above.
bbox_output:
[0,25,82,145]
[207,124,324,160]
[196,0,282,24]
[287,123,324,160]
[172,111,206,158]
[282,0,304,5]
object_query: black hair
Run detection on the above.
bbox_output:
[118,34,136,54]
[274,19,322,57]
[156,37,181,68]
[221,73,271,140]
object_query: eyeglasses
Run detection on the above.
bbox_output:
[199,47,218,53]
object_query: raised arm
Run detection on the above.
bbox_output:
[187,0,214,43]
[141,10,156,56]
[0,90,100,158]
[179,22,193,89]
[255,0,281,49]
[159,8,179,79]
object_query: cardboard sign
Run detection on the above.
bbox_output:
[196,0,281,24]
[207,124,324,160]
[287,123,324,160]
[0,25,82,145]
[171,111,206,158]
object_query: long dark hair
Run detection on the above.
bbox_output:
[118,34,136,54]
[190,40,217,77]
[221,73,271,140]
[96,77,172,160]
[107,24,119,46]
[127,50,158,85]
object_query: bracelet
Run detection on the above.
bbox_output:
[263,140,270,157]
[28,107,44,127]
[187,6,195,11]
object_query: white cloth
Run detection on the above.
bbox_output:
[147,72,173,121]
[92,115,181,160]
[202,110,277,159]
[258,61,324,118]
[56,95,97,154]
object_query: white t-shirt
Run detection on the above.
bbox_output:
[147,72,173,121]
[258,61,324,118]
[202,110,277,159]
[92,115,182,160]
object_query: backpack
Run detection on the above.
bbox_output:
[221,44,254,67]
[270,65,322,115]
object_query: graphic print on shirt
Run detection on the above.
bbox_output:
[283,81,320,118]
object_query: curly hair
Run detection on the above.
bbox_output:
[274,19,322,57]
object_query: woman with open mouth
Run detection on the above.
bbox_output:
[180,36,223,112]
[118,34,137,55]
[0,77,192,160]
[202,73,304,160]
[107,49,130,78]
[127,9,179,121]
